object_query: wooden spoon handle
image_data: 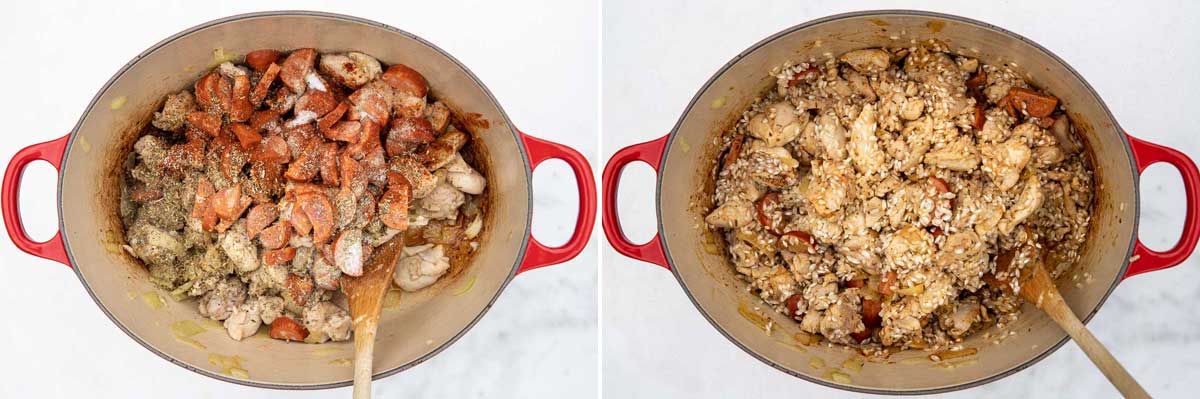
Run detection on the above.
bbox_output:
[1041,291,1149,398]
[352,322,379,399]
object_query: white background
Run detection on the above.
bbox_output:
[0,0,597,398]
[602,0,1200,398]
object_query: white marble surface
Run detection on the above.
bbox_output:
[602,1,1200,398]
[0,1,597,398]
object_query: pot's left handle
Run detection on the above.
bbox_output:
[1124,134,1200,279]
[2,134,71,267]
[601,135,669,269]
[516,132,597,274]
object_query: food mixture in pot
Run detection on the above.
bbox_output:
[705,40,1093,351]
[119,48,488,343]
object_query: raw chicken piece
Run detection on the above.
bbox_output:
[247,262,287,296]
[133,135,171,172]
[394,244,451,292]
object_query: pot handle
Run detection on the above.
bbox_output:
[2,134,71,267]
[601,135,669,269]
[515,132,597,274]
[1124,134,1200,279]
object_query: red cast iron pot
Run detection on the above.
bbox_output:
[1,11,595,389]
[602,10,1200,394]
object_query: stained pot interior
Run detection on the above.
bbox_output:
[57,13,529,388]
[658,12,1137,393]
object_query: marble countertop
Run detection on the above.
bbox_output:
[601,0,1200,398]
[0,1,597,398]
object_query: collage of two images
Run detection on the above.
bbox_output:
[1,1,1198,398]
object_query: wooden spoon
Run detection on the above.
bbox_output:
[988,249,1149,398]
[341,235,405,399]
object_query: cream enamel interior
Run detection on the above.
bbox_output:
[56,12,529,388]
[657,12,1137,393]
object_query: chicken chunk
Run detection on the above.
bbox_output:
[705,199,754,228]
[417,182,465,220]
[444,154,486,195]
[999,174,1044,235]
[883,225,935,272]
[127,222,185,266]
[839,49,890,73]
[152,91,196,132]
[806,161,855,216]
[394,244,451,292]
[847,104,887,175]
[256,296,285,325]
[814,112,848,160]
[938,297,982,338]
[198,277,247,321]
[900,98,923,120]
[980,138,1032,191]
[318,52,382,90]
[224,301,262,341]
[923,136,980,172]
[820,293,865,344]
[746,102,804,147]
[302,302,353,343]
[220,221,259,273]
[247,262,287,296]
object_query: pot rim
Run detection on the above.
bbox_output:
[654,9,1138,395]
[57,9,533,390]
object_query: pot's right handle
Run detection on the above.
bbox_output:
[2,134,71,267]
[515,132,597,274]
[1124,134,1200,279]
[601,135,669,269]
